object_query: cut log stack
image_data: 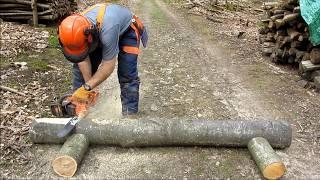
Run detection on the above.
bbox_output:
[0,0,72,22]
[259,0,320,90]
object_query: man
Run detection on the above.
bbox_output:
[58,3,147,115]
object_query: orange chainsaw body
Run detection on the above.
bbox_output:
[50,91,99,117]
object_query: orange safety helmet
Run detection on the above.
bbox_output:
[58,14,99,63]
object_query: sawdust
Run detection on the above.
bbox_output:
[86,66,122,123]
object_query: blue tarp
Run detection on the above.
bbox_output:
[300,0,320,46]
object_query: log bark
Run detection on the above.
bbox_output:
[283,13,299,23]
[293,6,300,13]
[268,21,275,29]
[273,10,286,15]
[295,50,305,63]
[30,118,292,149]
[261,19,270,23]
[279,36,292,49]
[0,0,71,21]
[310,48,320,65]
[302,53,310,61]
[263,42,275,48]
[259,27,269,35]
[0,0,50,9]
[290,41,302,48]
[263,47,273,55]
[52,134,89,177]
[248,137,286,179]
[288,47,297,56]
[267,32,275,42]
[270,14,284,21]
[31,0,38,26]
[287,28,300,40]
[29,118,70,143]
[299,60,320,73]
[274,19,285,29]
[282,47,289,60]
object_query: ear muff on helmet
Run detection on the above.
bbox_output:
[58,25,99,63]
[84,26,99,54]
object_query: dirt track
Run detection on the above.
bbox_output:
[8,0,320,179]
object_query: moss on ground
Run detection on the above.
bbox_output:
[48,35,60,48]
[29,59,49,71]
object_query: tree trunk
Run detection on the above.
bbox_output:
[52,134,89,177]
[248,137,286,179]
[30,118,292,149]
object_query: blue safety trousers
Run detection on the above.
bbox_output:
[72,25,140,115]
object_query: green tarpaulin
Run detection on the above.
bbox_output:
[300,0,320,46]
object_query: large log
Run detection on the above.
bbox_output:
[52,134,89,177]
[248,137,286,179]
[29,118,292,149]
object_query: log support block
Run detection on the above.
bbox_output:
[52,134,89,177]
[248,137,286,179]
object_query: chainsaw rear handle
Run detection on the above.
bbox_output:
[50,94,74,118]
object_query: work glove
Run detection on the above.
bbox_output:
[72,86,92,102]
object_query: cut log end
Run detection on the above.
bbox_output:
[52,134,89,177]
[248,137,287,179]
[263,162,286,180]
[52,155,78,177]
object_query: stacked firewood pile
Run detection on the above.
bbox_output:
[0,0,72,21]
[258,0,320,90]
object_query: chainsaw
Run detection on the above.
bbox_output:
[50,91,98,137]
[50,91,98,117]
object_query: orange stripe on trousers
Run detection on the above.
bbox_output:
[122,46,140,55]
